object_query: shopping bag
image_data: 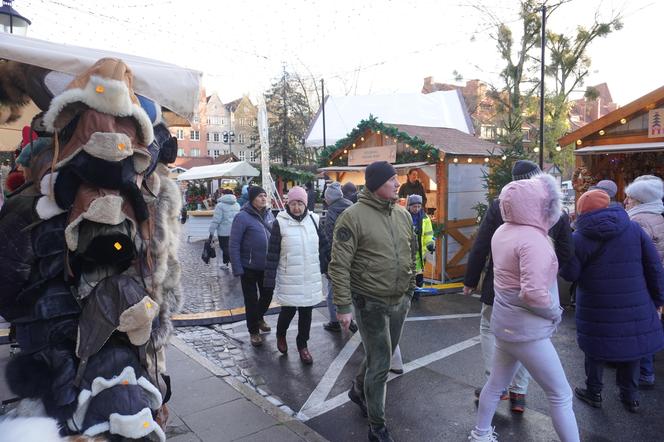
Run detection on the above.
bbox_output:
[201,236,216,264]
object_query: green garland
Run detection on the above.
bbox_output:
[269,164,315,183]
[317,115,440,167]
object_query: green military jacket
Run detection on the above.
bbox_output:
[329,189,417,314]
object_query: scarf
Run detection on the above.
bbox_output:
[627,200,664,218]
[411,210,424,233]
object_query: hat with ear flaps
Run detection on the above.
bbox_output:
[43,58,154,146]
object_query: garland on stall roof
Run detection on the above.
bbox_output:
[317,115,440,167]
[269,164,316,183]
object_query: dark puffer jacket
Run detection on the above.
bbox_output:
[229,203,275,276]
[321,197,352,261]
[560,206,664,361]
[464,198,574,305]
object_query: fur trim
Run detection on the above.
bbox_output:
[118,296,160,346]
[44,75,154,145]
[36,196,67,220]
[82,132,134,163]
[0,417,65,442]
[107,408,165,442]
[132,148,152,174]
[40,172,58,196]
[534,173,562,228]
[64,194,128,250]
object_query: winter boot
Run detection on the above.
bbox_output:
[258,320,271,332]
[468,427,499,441]
[574,387,602,408]
[348,381,368,417]
[277,336,288,354]
[368,425,394,442]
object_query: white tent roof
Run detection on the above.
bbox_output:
[305,90,474,147]
[176,161,260,181]
[0,33,202,119]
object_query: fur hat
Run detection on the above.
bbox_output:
[248,185,266,203]
[407,194,423,206]
[43,58,154,145]
[590,179,618,199]
[625,176,663,203]
[511,160,541,181]
[577,189,610,215]
[324,182,344,204]
[287,186,308,205]
[365,161,396,192]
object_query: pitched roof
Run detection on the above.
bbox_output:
[173,157,214,169]
[225,98,243,112]
[213,153,239,163]
[388,123,501,156]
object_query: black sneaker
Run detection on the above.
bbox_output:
[349,320,359,333]
[368,425,394,442]
[574,387,602,408]
[348,382,368,417]
[323,321,341,332]
[620,394,640,413]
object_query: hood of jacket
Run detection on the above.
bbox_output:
[242,202,269,219]
[357,188,394,214]
[218,194,237,205]
[575,205,630,240]
[499,173,561,232]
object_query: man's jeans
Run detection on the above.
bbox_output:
[353,293,410,427]
[480,303,530,394]
[325,275,337,322]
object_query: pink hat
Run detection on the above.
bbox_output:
[287,186,308,205]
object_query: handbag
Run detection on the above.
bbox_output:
[201,234,216,264]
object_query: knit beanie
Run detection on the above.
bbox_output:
[590,179,618,199]
[577,189,610,215]
[324,182,344,204]
[248,186,266,203]
[341,182,356,197]
[407,194,423,206]
[287,186,308,205]
[365,161,396,192]
[625,176,664,203]
[511,160,542,181]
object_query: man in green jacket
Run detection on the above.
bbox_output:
[329,161,416,442]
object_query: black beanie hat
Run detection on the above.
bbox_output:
[511,160,541,181]
[248,186,267,203]
[365,161,397,192]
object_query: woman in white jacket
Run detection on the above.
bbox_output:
[264,186,328,364]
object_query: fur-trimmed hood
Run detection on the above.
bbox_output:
[499,173,561,232]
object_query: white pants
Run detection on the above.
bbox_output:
[480,303,530,393]
[476,337,579,442]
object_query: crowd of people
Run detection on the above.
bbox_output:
[200,159,663,442]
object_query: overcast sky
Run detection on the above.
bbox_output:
[16,0,662,106]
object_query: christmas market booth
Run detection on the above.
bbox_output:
[559,85,664,202]
[318,116,501,281]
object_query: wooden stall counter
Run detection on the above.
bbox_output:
[186,210,214,242]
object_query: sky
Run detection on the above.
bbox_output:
[13,0,663,107]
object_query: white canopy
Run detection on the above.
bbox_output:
[176,161,260,181]
[0,33,202,120]
[305,90,474,147]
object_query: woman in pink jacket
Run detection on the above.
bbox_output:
[470,173,579,442]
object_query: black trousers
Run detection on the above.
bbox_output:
[585,354,639,401]
[217,235,230,264]
[277,306,313,350]
[240,269,273,334]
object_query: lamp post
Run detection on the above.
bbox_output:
[0,0,31,35]
[538,5,546,169]
[223,130,235,156]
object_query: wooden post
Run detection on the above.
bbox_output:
[435,157,447,281]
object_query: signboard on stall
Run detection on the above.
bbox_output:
[648,108,664,138]
[348,144,397,166]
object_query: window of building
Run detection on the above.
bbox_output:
[190,148,200,157]
[176,129,184,140]
[480,125,497,140]
[249,150,256,162]
[206,132,211,142]
[223,148,230,155]
[238,133,246,144]
[177,148,185,157]
[239,151,246,161]
[192,115,200,123]
[213,132,220,142]
[190,130,200,141]
[213,149,220,157]
[207,115,221,125]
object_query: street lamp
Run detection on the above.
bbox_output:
[222,130,235,155]
[0,0,31,35]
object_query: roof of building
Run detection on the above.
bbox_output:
[225,98,243,112]
[388,123,501,156]
[173,157,214,169]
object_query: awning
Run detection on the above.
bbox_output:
[0,33,202,119]
[318,161,428,173]
[575,141,664,155]
[176,161,259,181]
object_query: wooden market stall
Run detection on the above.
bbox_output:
[318,117,501,282]
[559,85,664,202]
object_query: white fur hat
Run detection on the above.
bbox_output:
[625,176,664,203]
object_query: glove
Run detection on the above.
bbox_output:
[426,241,435,252]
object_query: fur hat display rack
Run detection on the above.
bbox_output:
[0,58,182,441]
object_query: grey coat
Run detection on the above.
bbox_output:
[209,194,240,237]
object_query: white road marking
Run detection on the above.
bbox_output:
[298,335,481,421]
[406,313,481,322]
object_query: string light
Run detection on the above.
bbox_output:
[484,157,489,163]
[352,143,356,147]
[360,137,365,141]
[620,118,627,124]
[467,158,472,163]
[343,149,348,154]
[453,158,458,163]
[555,145,562,152]
[501,155,507,160]
[413,149,418,154]
[576,139,582,145]
[533,147,540,153]
[377,130,381,134]
[598,130,605,136]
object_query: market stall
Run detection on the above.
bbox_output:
[318,117,501,281]
[177,160,260,240]
[559,85,664,204]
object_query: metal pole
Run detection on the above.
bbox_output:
[321,79,327,148]
[539,5,546,169]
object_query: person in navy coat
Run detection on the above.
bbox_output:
[560,189,664,413]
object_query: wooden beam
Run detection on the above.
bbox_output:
[447,218,477,229]
[436,160,447,281]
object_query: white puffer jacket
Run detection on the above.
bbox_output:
[273,211,323,307]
